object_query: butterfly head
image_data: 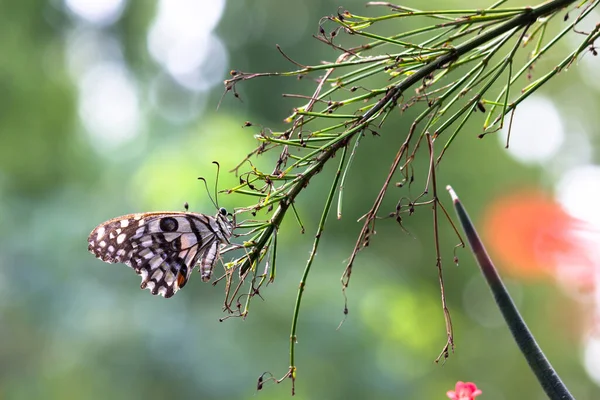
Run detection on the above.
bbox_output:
[215,207,235,237]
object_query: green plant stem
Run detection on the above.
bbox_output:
[447,185,574,400]
[358,0,576,124]
[286,144,348,394]
[486,0,600,129]
[238,0,577,279]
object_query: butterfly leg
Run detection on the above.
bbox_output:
[219,243,246,254]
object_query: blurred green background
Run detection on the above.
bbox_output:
[2,0,600,399]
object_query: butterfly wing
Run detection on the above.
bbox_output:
[88,212,225,298]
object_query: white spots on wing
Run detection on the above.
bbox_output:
[133,214,146,226]
[149,255,163,270]
[116,233,127,244]
[139,268,149,281]
[134,227,145,238]
[139,248,153,259]
[151,269,163,282]
[164,270,175,285]
[90,212,235,298]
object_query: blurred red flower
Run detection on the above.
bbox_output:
[446,381,482,399]
[482,190,595,290]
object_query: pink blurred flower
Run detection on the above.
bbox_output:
[446,381,482,400]
[483,189,596,291]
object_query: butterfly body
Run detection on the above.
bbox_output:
[88,209,234,298]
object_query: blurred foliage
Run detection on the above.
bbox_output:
[1,0,599,399]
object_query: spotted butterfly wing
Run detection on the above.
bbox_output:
[88,208,234,298]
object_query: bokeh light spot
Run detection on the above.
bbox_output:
[147,0,226,92]
[557,165,600,228]
[499,97,564,164]
[584,336,600,386]
[65,0,125,25]
[79,63,141,150]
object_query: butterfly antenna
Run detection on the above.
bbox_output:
[212,161,221,208]
[197,176,218,210]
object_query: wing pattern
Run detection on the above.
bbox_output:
[88,209,234,298]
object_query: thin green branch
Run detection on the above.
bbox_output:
[286,144,348,394]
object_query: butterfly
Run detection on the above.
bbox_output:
[88,207,234,298]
